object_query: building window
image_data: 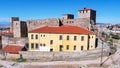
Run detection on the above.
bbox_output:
[36,43,39,49]
[43,35,45,37]
[59,35,62,40]
[50,40,53,45]
[66,45,69,50]
[74,45,76,50]
[40,44,42,46]
[36,35,38,39]
[43,44,45,46]
[81,46,84,50]
[81,36,84,41]
[50,49,53,52]
[86,10,88,13]
[91,36,93,38]
[31,43,34,49]
[59,45,63,51]
[67,35,69,40]
[74,36,77,41]
[31,34,34,39]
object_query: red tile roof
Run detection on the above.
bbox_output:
[29,25,94,34]
[1,45,23,54]
[0,28,13,35]
[0,32,13,35]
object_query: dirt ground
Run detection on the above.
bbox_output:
[25,64,109,68]
[25,64,80,68]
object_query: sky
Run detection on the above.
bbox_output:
[0,0,120,24]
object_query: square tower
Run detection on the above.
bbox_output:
[13,21,28,38]
[78,8,96,25]
[62,14,74,19]
[10,17,19,32]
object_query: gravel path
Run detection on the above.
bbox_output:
[0,56,112,68]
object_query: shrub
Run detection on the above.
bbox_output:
[16,58,26,62]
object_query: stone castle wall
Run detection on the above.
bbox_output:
[10,8,96,38]
[1,35,28,48]
[26,17,92,32]
[26,18,61,31]
[0,48,109,60]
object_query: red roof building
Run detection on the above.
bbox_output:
[1,45,23,54]
[29,25,94,34]
[0,28,13,35]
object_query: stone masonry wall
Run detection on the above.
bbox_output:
[1,36,28,48]
[26,18,60,31]
[17,48,110,61]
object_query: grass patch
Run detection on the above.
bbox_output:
[15,58,26,62]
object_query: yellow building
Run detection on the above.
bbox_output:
[28,25,96,52]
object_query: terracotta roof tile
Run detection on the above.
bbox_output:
[29,25,94,34]
[1,45,23,54]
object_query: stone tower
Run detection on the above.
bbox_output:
[62,14,74,19]
[12,17,28,38]
[10,17,19,32]
[78,8,96,25]
[13,20,21,37]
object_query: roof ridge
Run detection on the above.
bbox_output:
[29,25,95,34]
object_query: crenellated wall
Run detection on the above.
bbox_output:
[26,18,61,31]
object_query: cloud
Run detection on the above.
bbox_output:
[0,18,9,22]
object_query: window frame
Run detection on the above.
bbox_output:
[81,46,84,50]
[31,34,34,39]
[36,43,39,49]
[66,35,69,40]
[35,35,38,39]
[50,40,53,45]
[74,45,76,50]
[66,45,69,50]
[74,36,77,41]
[81,36,84,41]
[59,35,62,40]
[31,43,34,49]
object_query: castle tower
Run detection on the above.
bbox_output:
[78,8,96,25]
[62,14,74,19]
[10,17,19,32]
[13,21,21,37]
